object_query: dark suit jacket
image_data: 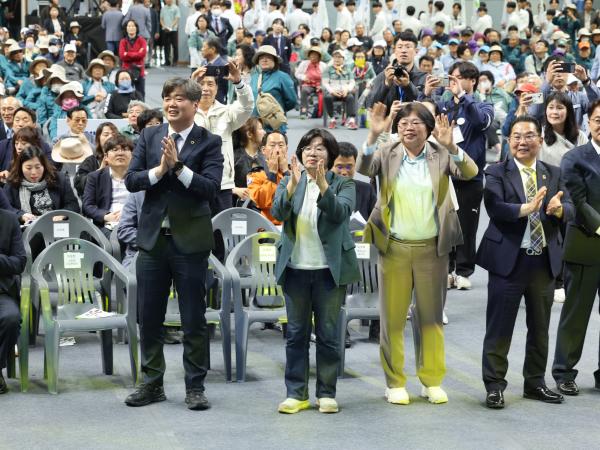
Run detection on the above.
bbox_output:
[476,159,574,278]
[204,54,229,104]
[0,138,53,172]
[0,209,26,297]
[207,15,233,52]
[43,18,67,35]
[3,172,80,220]
[124,123,224,254]
[560,142,600,265]
[0,121,8,142]
[82,167,113,226]
[354,178,377,222]
[271,171,360,287]
[264,35,292,73]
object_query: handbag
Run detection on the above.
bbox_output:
[255,73,287,131]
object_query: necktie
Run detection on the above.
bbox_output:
[171,133,181,150]
[7,128,12,139]
[523,167,544,255]
[214,18,220,33]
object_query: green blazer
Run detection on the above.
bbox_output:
[271,170,360,287]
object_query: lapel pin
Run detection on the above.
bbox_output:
[542,174,547,180]
[190,140,195,144]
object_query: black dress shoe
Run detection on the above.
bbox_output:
[0,373,8,394]
[523,386,564,403]
[185,390,210,410]
[125,383,166,407]
[557,380,579,396]
[485,390,504,409]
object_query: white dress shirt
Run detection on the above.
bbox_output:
[148,123,195,189]
[513,158,547,249]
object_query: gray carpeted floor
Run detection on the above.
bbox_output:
[2,67,599,450]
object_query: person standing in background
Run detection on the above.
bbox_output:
[124,0,153,44]
[146,0,161,67]
[160,0,181,67]
[102,0,124,54]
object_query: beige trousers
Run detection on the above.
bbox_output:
[379,237,447,388]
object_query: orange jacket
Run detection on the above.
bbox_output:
[246,167,285,226]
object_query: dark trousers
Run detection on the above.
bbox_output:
[0,294,20,370]
[449,179,483,277]
[482,250,554,391]
[106,41,119,54]
[324,93,356,118]
[162,30,178,66]
[137,234,210,391]
[552,262,600,384]
[283,268,345,400]
[300,86,318,112]
[135,77,146,101]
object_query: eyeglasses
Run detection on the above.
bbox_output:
[398,120,425,129]
[510,133,539,142]
[302,145,328,154]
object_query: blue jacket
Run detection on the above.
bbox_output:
[49,104,92,141]
[16,77,36,103]
[37,87,59,125]
[81,78,116,104]
[250,69,297,131]
[22,82,44,111]
[437,93,494,181]
[82,166,114,226]
[5,60,30,88]
[476,159,574,278]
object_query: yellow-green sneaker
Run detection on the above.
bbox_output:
[278,398,311,414]
[316,397,339,413]
[385,387,410,405]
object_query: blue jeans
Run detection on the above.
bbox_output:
[283,267,345,400]
[106,41,119,54]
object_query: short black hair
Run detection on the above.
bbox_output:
[419,54,434,65]
[507,1,516,8]
[588,98,600,117]
[161,77,202,102]
[453,2,461,9]
[479,70,495,85]
[272,17,285,26]
[394,31,418,46]
[395,103,435,136]
[337,142,358,160]
[333,0,344,7]
[137,108,163,130]
[104,135,135,153]
[435,21,445,28]
[406,5,415,15]
[123,19,139,35]
[434,0,444,11]
[293,0,303,6]
[295,128,339,170]
[448,61,479,82]
[66,106,89,119]
[261,130,288,147]
[14,106,36,123]
[536,39,549,48]
[204,37,223,53]
[509,115,542,136]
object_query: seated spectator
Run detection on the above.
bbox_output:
[332,142,376,222]
[35,64,69,126]
[49,82,92,142]
[246,130,289,225]
[105,69,144,119]
[0,207,26,395]
[82,59,116,119]
[82,135,133,237]
[136,108,163,130]
[4,145,80,224]
[0,121,53,183]
[116,190,144,271]
[295,46,326,119]
[17,57,50,109]
[98,50,119,84]
[0,96,21,140]
[352,49,376,98]
[479,44,516,92]
[5,43,31,95]
[120,100,150,143]
[250,45,297,132]
[74,122,119,196]
[45,37,64,65]
[65,21,87,66]
[233,117,266,202]
[322,49,358,130]
[57,43,85,81]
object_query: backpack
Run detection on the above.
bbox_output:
[255,73,287,130]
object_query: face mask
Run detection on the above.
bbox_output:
[50,83,62,94]
[26,42,34,49]
[479,80,491,92]
[49,45,59,53]
[119,79,132,90]
[212,9,222,16]
[61,98,80,110]
[355,57,366,68]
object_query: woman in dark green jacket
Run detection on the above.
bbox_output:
[271,128,360,415]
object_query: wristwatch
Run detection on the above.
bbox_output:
[173,161,184,173]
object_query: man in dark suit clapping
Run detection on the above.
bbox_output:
[477,115,573,409]
[124,77,224,410]
[552,99,600,396]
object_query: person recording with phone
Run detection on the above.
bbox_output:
[528,56,600,128]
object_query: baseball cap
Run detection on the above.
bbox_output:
[64,43,77,53]
[514,83,538,94]
[449,38,459,45]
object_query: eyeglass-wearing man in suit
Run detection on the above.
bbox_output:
[124,77,224,410]
[552,100,600,396]
[477,115,573,409]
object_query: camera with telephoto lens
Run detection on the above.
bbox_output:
[392,62,409,79]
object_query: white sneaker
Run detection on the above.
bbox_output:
[554,288,566,303]
[455,275,472,290]
[385,387,410,405]
[442,309,449,325]
[316,397,339,413]
[421,386,448,404]
[447,273,456,289]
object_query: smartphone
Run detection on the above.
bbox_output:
[559,62,576,73]
[205,65,229,78]
[530,92,544,104]
[438,75,450,87]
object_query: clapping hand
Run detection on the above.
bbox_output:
[315,159,328,194]
[546,190,564,218]
[525,186,547,215]
[161,135,179,169]
[287,154,302,197]
[266,149,280,173]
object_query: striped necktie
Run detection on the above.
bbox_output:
[523,167,544,255]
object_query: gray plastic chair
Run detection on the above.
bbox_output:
[18,210,113,391]
[30,238,138,394]
[163,254,233,381]
[226,232,284,382]
[338,233,380,377]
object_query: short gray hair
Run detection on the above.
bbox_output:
[127,100,150,112]
[161,77,202,102]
